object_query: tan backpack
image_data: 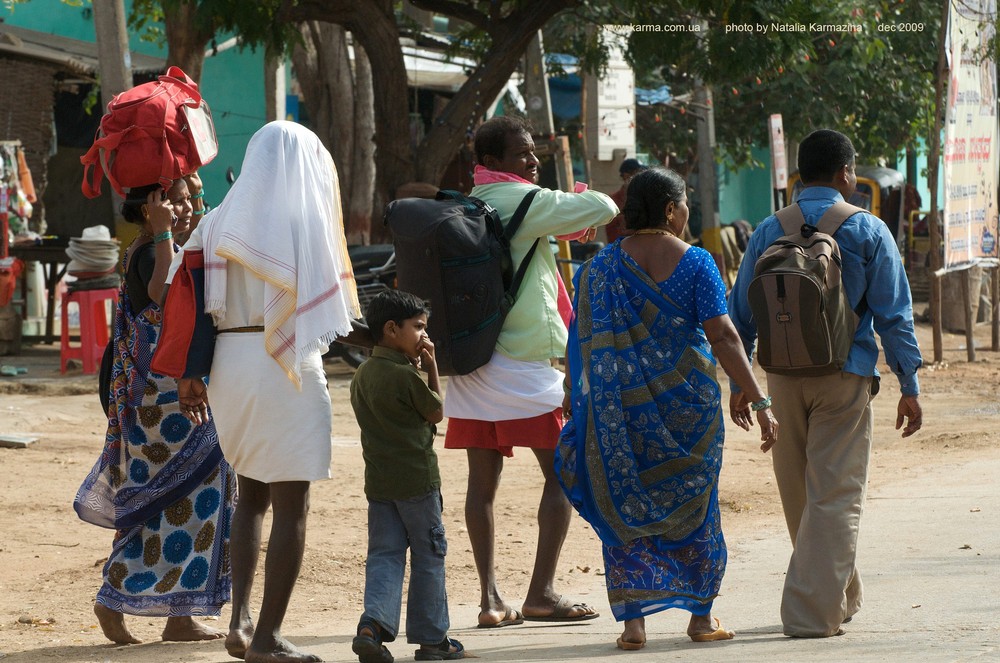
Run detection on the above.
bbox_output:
[747,201,865,376]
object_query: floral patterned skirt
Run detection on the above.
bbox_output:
[96,461,235,616]
[602,487,726,621]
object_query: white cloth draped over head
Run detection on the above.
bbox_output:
[202,120,361,388]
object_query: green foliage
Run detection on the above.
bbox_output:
[126,0,300,55]
[129,0,165,44]
[3,0,83,10]
[546,0,943,169]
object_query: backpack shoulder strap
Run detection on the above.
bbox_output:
[817,200,869,318]
[774,200,866,236]
[773,204,806,235]
[815,200,866,236]
[504,188,543,303]
[503,188,541,241]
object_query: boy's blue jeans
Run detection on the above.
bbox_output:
[361,488,449,645]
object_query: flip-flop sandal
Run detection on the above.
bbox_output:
[616,636,646,651]
[689,617,735,642]
[522,597,600,622]
[477,607,524,629]
[414,637,465,660]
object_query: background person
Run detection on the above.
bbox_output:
[172,121,367,663]
[74,175,234,646]
[557,167,777,650]
[727,128,923,637]
[605,158,647,243]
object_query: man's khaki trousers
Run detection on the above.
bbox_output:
[767,371,873,637]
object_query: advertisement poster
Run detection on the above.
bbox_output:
[943,0,999,269]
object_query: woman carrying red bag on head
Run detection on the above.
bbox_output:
[73,171,235,646]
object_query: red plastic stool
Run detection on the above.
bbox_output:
[61,287,118,374]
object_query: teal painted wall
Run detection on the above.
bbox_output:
[718,146,775,226]
[2,1,267,206]
[900,142,944,212]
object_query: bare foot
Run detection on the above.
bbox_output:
[244,636,322,663]
[226,623,254,659]
[94,603,142,644]
[161,615,226,641]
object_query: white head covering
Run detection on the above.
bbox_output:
[202,121,361,387]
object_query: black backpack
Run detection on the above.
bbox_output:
[384,188,539,375]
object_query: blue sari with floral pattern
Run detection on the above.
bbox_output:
[74,256,235,616]
[556,242,728,621]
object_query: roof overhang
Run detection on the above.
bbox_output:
[0,23,165,80]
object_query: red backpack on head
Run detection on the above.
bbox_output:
[80,66,218,198]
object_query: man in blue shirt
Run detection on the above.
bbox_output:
[727,129,923,638]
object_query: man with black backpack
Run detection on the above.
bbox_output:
[443,116,617,628]
[727,129,924,638]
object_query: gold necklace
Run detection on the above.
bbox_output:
[632,227,675,237]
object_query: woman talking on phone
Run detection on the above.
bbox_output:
[74,173,235,646]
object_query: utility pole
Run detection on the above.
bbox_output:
[926,0,949,363]
[692,19,723,276]
[524,30,575,290]
[91,0,133,234]
[91,0,133,110]
[693,80,724,274]
[523,31,555,138]
[264,49,286,123]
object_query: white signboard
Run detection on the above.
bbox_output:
[943,0,998,268]
[768,114,787,189]
[586,27,636,161]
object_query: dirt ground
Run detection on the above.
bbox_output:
[0,319,997,662]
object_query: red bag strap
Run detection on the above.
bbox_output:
[158,66,202,104]
[81,154,105,198]
[158,102,174,189]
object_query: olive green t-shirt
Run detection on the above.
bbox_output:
[350,346,443,501]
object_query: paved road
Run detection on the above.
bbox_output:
[429,456,1000,663]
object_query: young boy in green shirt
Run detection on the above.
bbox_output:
[350,290,465,662]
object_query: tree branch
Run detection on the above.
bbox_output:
[409,0,490,31]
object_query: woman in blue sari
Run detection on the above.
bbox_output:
[556,168,778,650]
[74,177,235,645]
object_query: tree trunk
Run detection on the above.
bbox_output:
[350,8,413,204]
[349,42,376,244]
[162,0,210,82]
[292,22,356,229]
[281,0,571,203]
[281,1,418,206]
[413,7,569,185]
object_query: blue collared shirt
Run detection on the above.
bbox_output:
[727,186,922,396]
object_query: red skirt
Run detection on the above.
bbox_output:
[444,409,563,458]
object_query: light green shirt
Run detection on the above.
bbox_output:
[470,182,618,361]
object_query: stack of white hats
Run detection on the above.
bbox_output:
[67,225,120,278]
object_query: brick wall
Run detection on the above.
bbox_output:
[0,56,58,232]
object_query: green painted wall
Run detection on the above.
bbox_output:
[2,1,267,206]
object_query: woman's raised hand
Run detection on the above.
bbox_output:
[756,408,778,453]
[145,188,174,234]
